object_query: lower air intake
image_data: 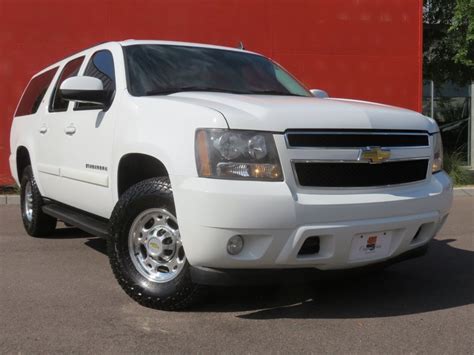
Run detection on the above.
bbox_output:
[298,236,320,256]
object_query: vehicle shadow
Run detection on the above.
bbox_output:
[84,237,108,255]
[40,226,89,239]
[53,227,473,319]
[193,238,474,319]
[46,226,108,254]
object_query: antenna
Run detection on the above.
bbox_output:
[237,41,245,50]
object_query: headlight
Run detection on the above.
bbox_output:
[432,133,443,173]
[195,129,283,181]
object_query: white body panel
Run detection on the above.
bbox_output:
[9,40,453,271]
[173,172,451,269]
[165,92,438,132]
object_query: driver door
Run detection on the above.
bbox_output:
[56,50,117,218]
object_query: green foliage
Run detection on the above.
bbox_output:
[424,0,474,85]
[449,0,474,67]
[0,184,20,195]
[444,151,473,185]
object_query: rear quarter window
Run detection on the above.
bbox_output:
[15,67,58,117]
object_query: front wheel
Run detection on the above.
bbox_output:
[107,177,202,310]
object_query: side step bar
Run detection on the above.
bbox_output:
[42,204,109,237]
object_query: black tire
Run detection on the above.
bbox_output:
[108,177,202,311]
[20,166,57,237]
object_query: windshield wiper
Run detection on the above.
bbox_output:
[249,90,305,97]
[145,87,248,96]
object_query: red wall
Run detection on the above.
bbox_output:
[0,0,423,185]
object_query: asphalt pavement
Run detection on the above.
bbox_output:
[1,196,473,354]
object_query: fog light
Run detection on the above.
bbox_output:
[227,235,244,255]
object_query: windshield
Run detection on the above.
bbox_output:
[123,45,311,97]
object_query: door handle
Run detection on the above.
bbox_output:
[39,125,48,134]
[64,124,76,135]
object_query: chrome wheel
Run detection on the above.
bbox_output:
[24,181,33,222]
[128,208,186,283]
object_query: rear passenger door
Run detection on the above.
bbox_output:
[56,50,117,218]
[37,56,85,201]
[14,67,58,196]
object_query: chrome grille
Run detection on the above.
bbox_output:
[284,130,432,188]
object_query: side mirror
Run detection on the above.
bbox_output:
[60,76,110,107]
[310,89,329,98]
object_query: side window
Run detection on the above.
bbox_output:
[49,56,84,112]
[15,67,58,117]
[76,50,115,110]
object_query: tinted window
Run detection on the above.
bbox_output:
[123,45,310,97]
[49,56,84,112]
[76,50,115,110]
[15,67,58,117]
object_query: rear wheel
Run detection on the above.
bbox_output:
[20,166,57,237]
[108,177,202,310]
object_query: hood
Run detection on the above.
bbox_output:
[161,92,438,133]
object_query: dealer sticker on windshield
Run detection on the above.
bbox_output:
[349,231,392,261]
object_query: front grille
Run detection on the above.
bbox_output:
[294,160,429,187]
[286,131,429,148]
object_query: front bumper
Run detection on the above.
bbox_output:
[172,171,452,271]
[190,244,429,286]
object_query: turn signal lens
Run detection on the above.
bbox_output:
[217,162,282,180]
[196,129,212,177]
[432,133,443,173]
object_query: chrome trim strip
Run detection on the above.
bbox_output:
[291,157,430,164]
[287,131,429,135]
[285,131,430,149]
[285,144,431,151]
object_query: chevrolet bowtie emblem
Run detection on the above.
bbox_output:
[359,147,391,164]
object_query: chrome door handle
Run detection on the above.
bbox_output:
[64,125,76,135]
[39,125,48,134]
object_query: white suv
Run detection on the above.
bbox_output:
[9,40,453,310]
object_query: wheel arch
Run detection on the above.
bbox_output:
[117,153,169,197]
[16,146,31,181]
